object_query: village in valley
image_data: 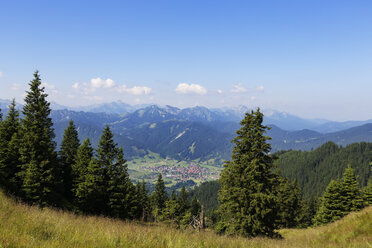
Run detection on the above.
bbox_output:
[144,162,220,182]
[127,153,221,185]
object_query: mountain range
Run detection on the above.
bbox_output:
[1,99,372,163]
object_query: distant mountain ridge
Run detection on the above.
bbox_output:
[50,105,372,163]
[1,99,372,163]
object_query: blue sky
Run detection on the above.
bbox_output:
[0,0,371,121]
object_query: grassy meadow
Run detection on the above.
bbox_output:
[0,190,371,248]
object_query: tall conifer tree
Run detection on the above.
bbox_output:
[72,138,95,209]
[75,158,105,214]
[136,180,149,221]
[341,165,364,211]
[0,99,21,194]
[363,177,372,206]
[96,125,134,218]
[276,177,302,228]
[314,165,364,225]
[177,185,189,217]
[18,72,62,206]
[152,173,168,220]
[313,179,345,225]
[59,120,80,201]
[216,108,279,237]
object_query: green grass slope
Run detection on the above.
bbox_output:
[0,190,371,248]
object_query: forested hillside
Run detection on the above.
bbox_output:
[276,141,372,200]
[190,141,372,214]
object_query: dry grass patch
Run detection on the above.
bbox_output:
[1,191,371,248]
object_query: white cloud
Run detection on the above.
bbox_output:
[230,83,247,93]
[0,72,3,77]
[118,85,152,95]
[72,78,115,95]
[217,89,223,94]
[41,82,58,94]
[175,83,207,95]
[256,85,264,92]
[250,96,257,101]
[90,77,116,88]
[72,82,92,95]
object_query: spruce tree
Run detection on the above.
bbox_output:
[314,165,364,226]
[0,99,21,194]
[275,178,302,228]
[97,125,135,218]
[177,185,189,217]
[341,165,364,211]
[136,180,149,221]
[151,173,168,221]
[216,108,279,237]
[363,177,372,206]
[313,179,345,225]
[107,147,135,219]
[59,120,80,201]
[74,158,105,214]
[72,138,94,208]
[163,195,179,221]
[18,72,62,206]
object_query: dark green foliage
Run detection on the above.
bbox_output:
[163,197,179,222]
[107,147,135,219]
[363,168,372,205]
[135,180,150,221]
[72,138,94,192]
[314,165,364,226]
[341,165,364,211]
[189,180,220,214]
[277,142,372,200]
[216,109,280,237]
[190,195,201,217]
[72,138,100,211]
[313,179,345,225]
[295,199,317,228]
[97,125,135,218]
[0,99,21,194]
[74,158,105,214]
[59,120,80,201]
[151,174,168,220]
[170,189,177,201]
[18,72,63,206]
[177,186,189,217]
[275,178,302,228]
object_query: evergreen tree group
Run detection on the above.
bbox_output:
[0,72,138,220]
[314,165,366,225]
[0,72,371,237]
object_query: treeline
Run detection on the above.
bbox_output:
[276,141,372,200]
[191,142,372,231]
[0,72,200,226]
